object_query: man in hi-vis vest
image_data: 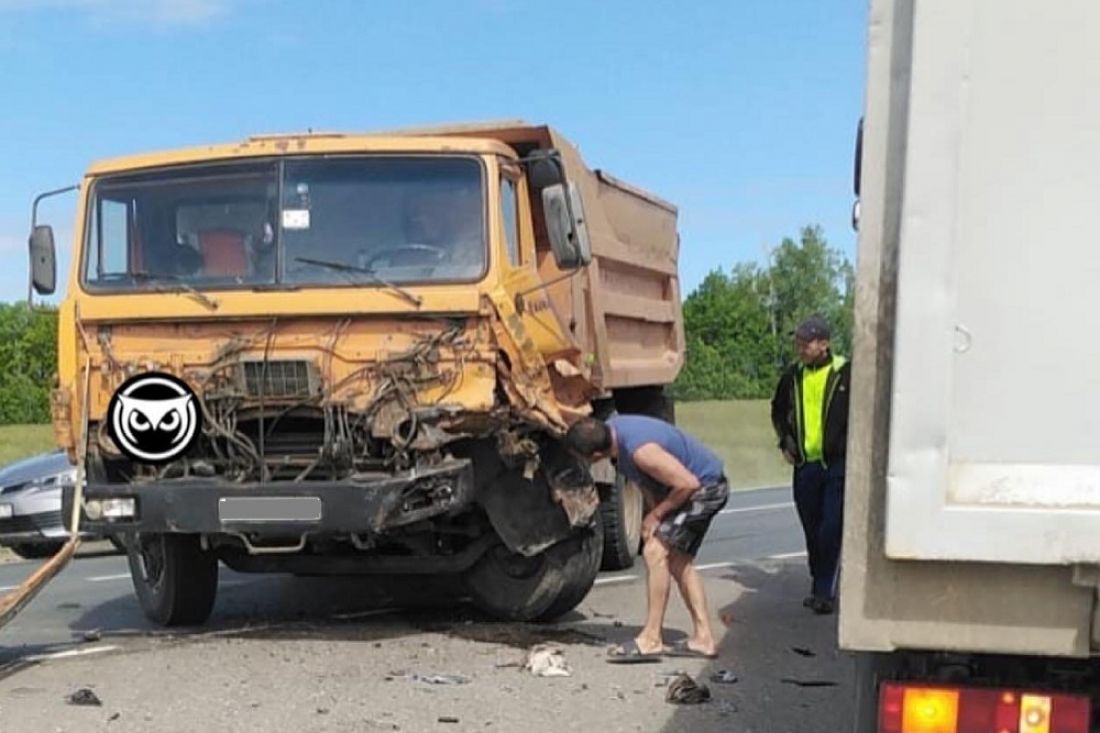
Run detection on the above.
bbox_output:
[770,315,851,615]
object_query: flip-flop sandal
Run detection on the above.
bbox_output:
[664,640,719,659]
[605,639,662,664]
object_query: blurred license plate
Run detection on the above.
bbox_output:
[218,497,322,523]
[0,504,11,519]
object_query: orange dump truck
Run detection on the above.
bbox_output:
[27,121,684,625]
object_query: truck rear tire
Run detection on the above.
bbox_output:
[127,533,218,627]
[463,524,603,622]
[613,385,676,424]
[599,472,643,571]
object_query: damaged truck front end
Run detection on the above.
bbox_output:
[60,303,601,624]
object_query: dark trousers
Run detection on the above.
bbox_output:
[792,460,844,600]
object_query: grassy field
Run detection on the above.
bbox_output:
[0,423,57,466]
[0,400,788,489]
[676,400,789,489]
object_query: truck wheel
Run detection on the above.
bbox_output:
[8,542,64,560]
[600,472,643,571]
[464,524,603,622]
[127,533,218,626]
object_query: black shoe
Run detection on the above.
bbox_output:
[810,597,835,615]
[802,595,815,608]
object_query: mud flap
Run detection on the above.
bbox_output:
[480,471,587,557]
[478,445,599,558]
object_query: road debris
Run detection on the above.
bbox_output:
[438,716,460,724]
[791,647,816,657]
[780,677,838,688]
[523,644,572,677]
[655,670,688,687]
[66,688,102,706]
[82,629,102,643]
[710,669,740,685]
[665,673,711,704]
[413,673,470,686]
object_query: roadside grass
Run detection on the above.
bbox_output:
[675,400,790,490]
[0,424,57,467]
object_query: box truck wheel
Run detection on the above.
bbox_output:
[600,471,643,571]
[127,533,218,626]
[463,523,602,622]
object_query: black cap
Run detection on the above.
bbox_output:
[794,315,831,342]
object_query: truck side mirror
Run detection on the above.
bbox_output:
[29,225,57,295]
[542,182,592,270]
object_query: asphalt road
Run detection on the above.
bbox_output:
[0,487,855,732]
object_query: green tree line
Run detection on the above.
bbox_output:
[671,225,854,400]
[0,224,851,423]
[0,302,58,424]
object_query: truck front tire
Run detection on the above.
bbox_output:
[127,533,218,626]
[463,523,603,622]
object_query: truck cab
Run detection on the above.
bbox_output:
[29,122,685,627]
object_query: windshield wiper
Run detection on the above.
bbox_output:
[294,258,423,307]
[130,271,220,311]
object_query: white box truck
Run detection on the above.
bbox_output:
[843,1,1100,731]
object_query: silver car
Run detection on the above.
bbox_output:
[0,451,78,559]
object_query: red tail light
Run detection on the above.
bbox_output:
[879,682,1090,733]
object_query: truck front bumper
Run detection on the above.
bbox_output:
[62,459,475,536]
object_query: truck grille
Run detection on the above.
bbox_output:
[241,361,318,399]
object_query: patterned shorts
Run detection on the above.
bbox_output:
[656,478,730,557]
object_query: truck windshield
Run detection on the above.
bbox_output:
[82,156,486,291]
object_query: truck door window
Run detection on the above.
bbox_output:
[85,198,130,280]
[501,176,521,267]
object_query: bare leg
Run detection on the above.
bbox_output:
[635,536,672,655]
[669,551,718,655]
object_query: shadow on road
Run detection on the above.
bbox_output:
[655,561,854,733]
[0,572,614,675]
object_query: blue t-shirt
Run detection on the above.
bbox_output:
[608,414,725,498]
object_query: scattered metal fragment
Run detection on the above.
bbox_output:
[780,677,838,688]
[413,673,469,686]
[710,669,740,685]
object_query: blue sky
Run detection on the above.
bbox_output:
[0,0,867,304]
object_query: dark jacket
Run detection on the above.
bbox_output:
[770,356,851,467]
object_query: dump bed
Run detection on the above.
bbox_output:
[392,121,685,391]
[841,0,1100,657]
